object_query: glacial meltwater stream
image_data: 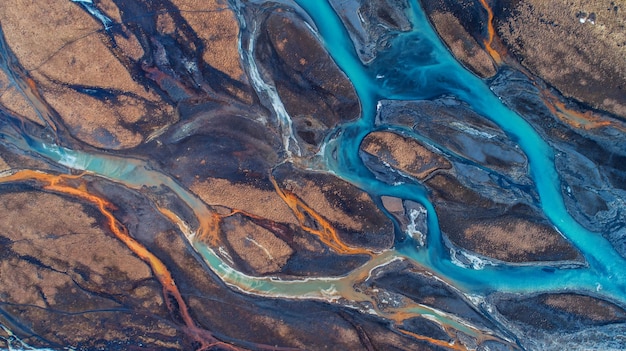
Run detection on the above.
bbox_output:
[294,0,626,296]
[1,0,625,349]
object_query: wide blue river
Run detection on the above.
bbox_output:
[13,0,626,307]
[3,0,625,347]
[293,0,626,299]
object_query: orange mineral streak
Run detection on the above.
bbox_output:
[478,0,502,65]
[383,301,505,350]
[158,203,221,247]
[226,208,264,220]
[16,76,58,131]
[157,206,187,229]
[194,211,222,245]
[541,89,626,132]
[269,174,373,256]
[0,170,245,351]
[397,329,468,351]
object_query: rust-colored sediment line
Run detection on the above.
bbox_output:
[382,301,509,351]
[0,170,505,351]
[269,174,373,256]
[18,76,58,131]
[159,206,222,247]
[472,1,623,133]
[0,170,245,351]
[540,88,626,132]
[0,27,59,132]
[478,0,503,64]
[476,1,623,133]
[397,329,469,351]
[394,318,505,351]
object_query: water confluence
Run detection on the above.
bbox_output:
[293,0,626,299]
[1,0,625,341]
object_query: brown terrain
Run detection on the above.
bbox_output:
[369,97,576,263]
[427,173,580,263]
[272,163,394,252]
[423,0,626,119]
[0,0,624,349]
[255,8,361,154]
[221,213,294,274]
[360,124,579,262]
[496,293,626,331]
[429,10,497,77]
[361,131,451,180]
[0,69,41,125]
[462,218,575,262]
[496,0,626,118]
[0,190,185,349]
[0,0,249,149]
[0,172,398,349]
[543,294,626,322]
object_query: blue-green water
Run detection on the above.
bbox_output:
[1,0,625,344]
[293,0,626,301]
[8,0,624,306]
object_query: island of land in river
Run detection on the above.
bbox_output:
[0,0,625,350]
